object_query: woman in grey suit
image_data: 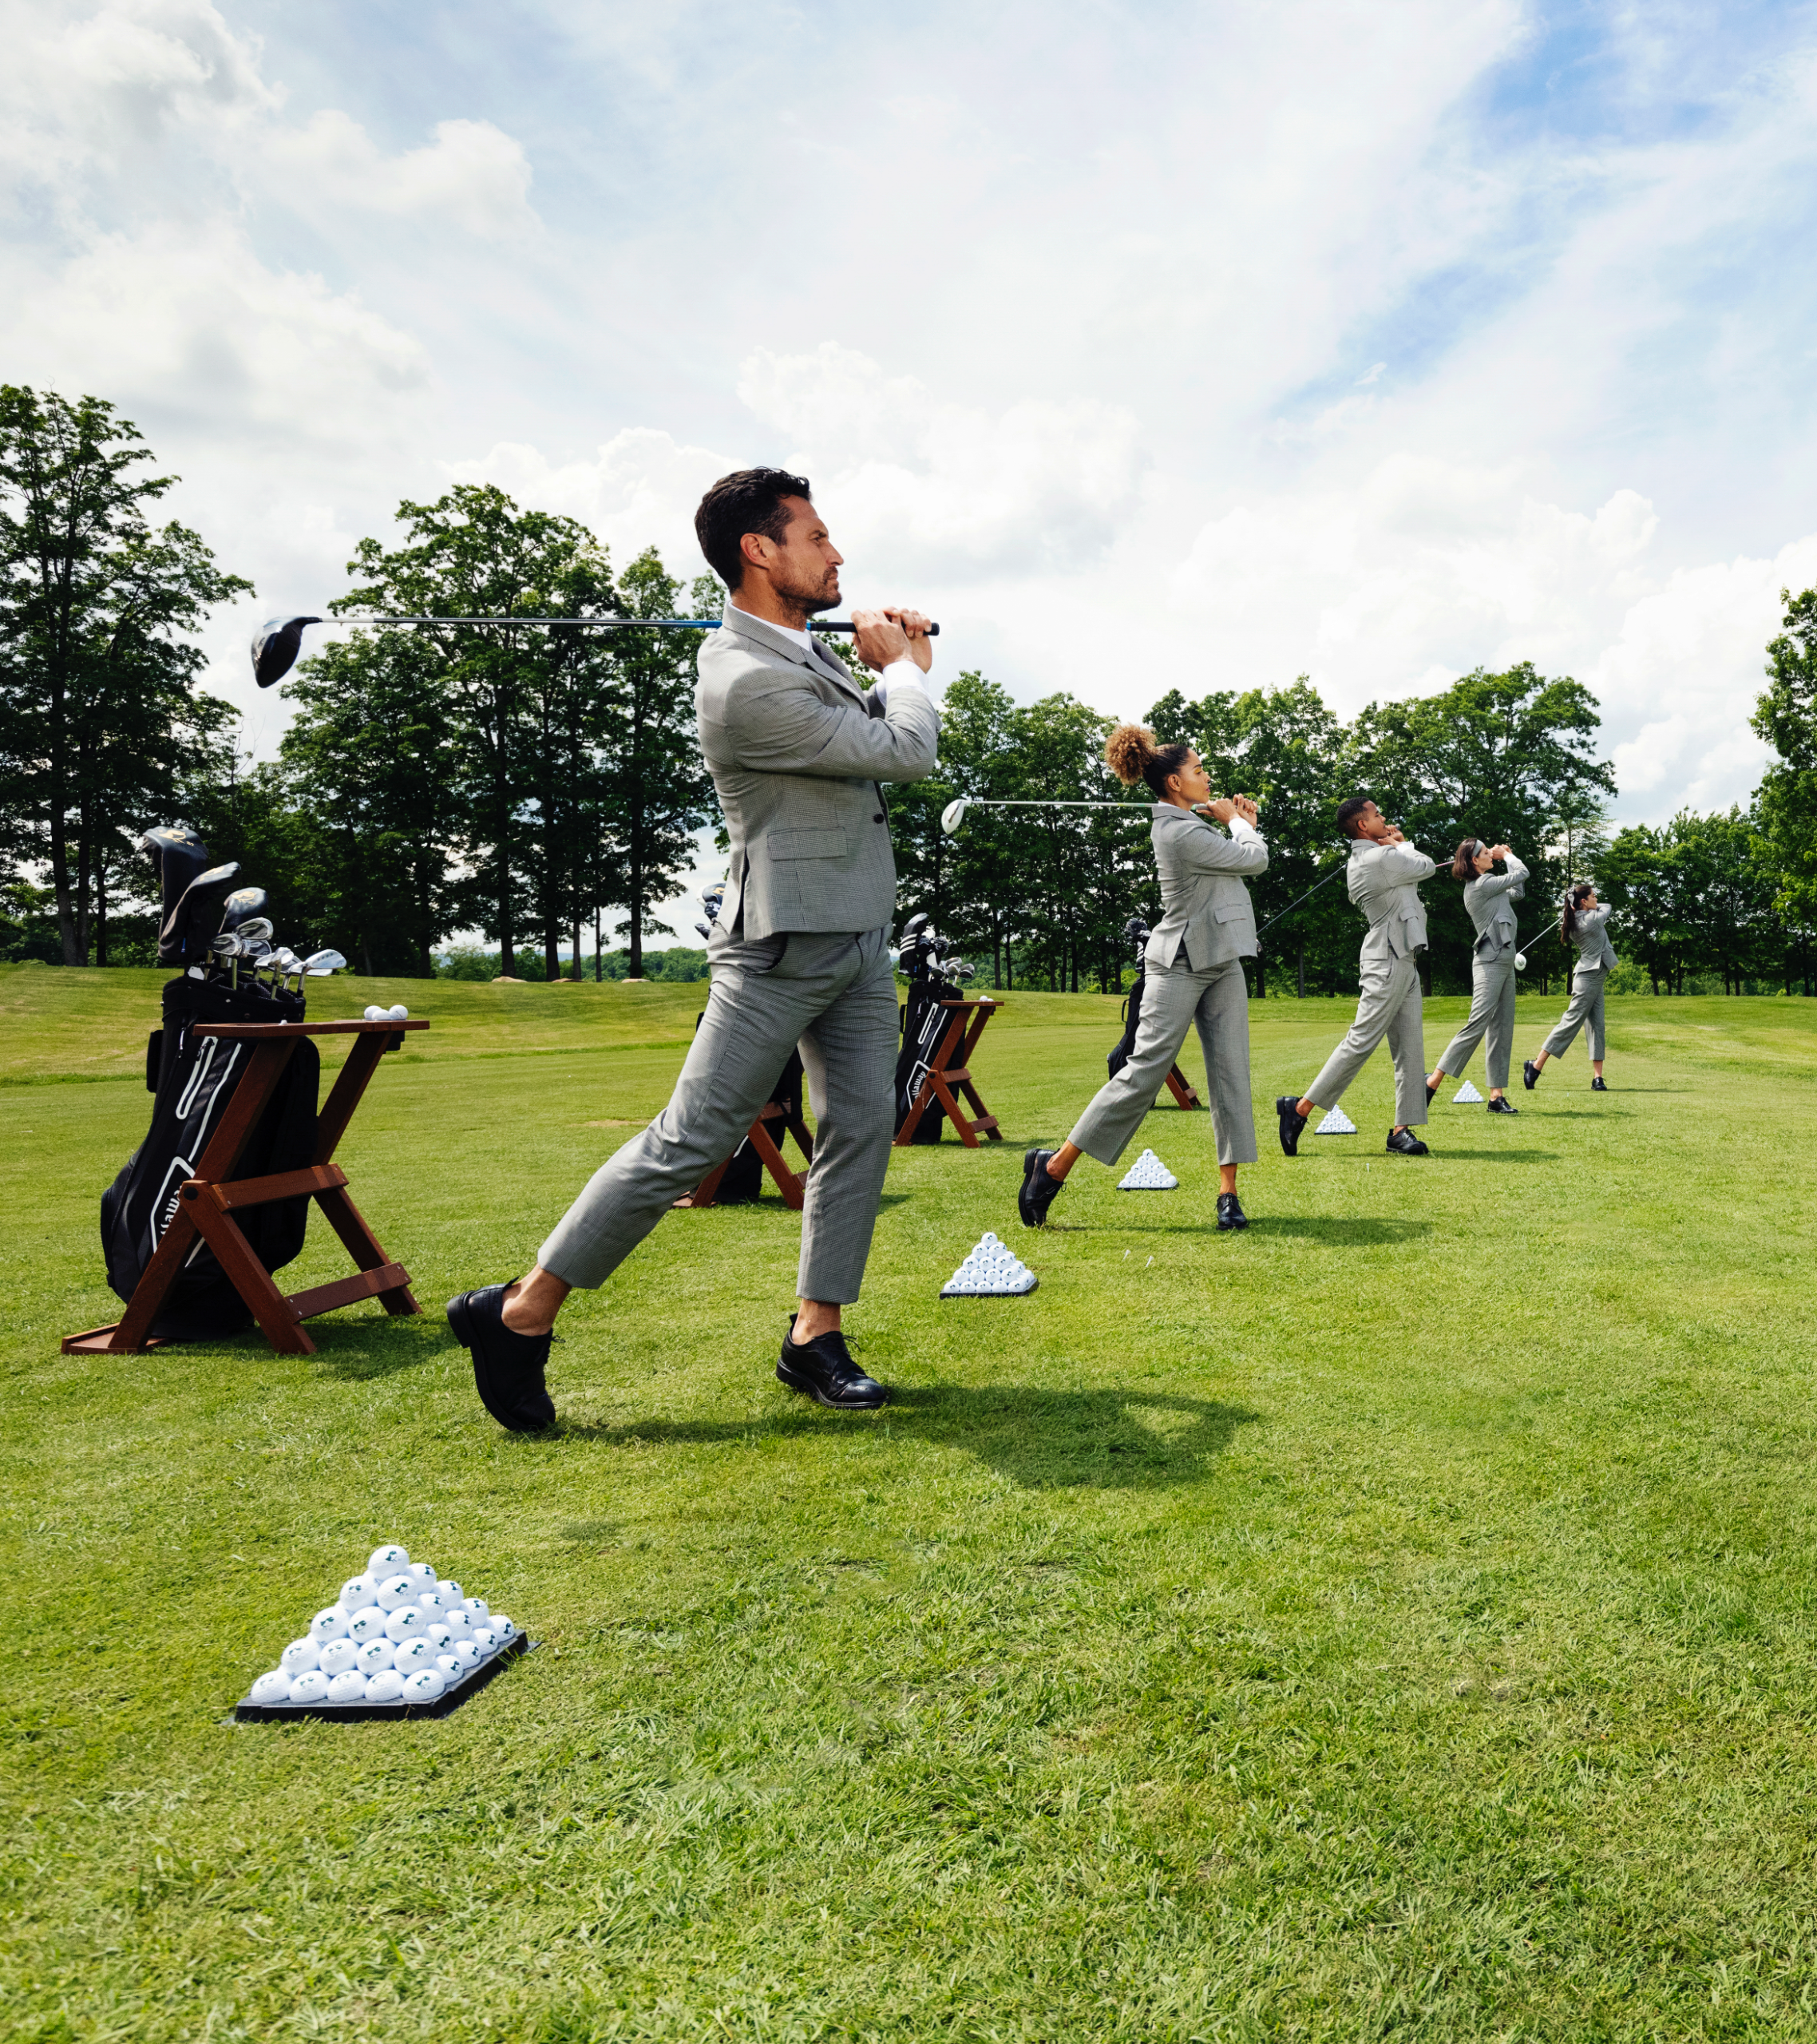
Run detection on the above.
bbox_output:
[1019,725,1267,1232]
[1524,881,1615,1091]
[1424,838,1526,1114]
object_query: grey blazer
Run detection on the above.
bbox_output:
[1348,838,1436,963]
[695,602,940,940]
[1144,806,1269,969]
[1463,853,1527,960]
[1563,901,1617,976]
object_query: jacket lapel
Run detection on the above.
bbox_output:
[719,601,870,707]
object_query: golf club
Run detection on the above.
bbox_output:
[138,826,213,929]
[232,917,275,945]
[159,862,241,967]
[217,885,268,935]
[252,613,940,687]
[940,797,1149,835]
[298,949,346,980]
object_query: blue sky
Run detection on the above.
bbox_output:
[6,0,1817,927]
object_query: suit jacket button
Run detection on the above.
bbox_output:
[873,811,885,823]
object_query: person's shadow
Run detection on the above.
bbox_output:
[551,1384,1257,1491]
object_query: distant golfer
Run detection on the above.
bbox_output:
[447,468,940,1427]
[1277,797,1435,1157]
[1019,727,1267,1231]
[1425,838,1527,1114]
[1524,881,1615,1092]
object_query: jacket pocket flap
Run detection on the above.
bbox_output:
[767,827,848,861]
[1213,902,1249,922]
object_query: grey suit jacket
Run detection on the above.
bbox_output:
[1349,838,1436,964]
[1463,853,1527,960]
[1564,901,1617,976]
[695,602,940,940]
[1145,805,1268,969]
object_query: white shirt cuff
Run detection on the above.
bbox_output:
[1227,815,1261,841]
[872,659,927,707]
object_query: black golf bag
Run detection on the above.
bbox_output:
[1107,968,1146,1079]
[714,1047,808,1202]
[99,972,320,1341]
[895,969,952,1142]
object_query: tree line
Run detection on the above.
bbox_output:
[5,381,1817,997]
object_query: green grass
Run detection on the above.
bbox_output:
[4,961,1817,2042]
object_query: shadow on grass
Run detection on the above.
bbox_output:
[304,1317,450,1380]
[1423,1148,1559,1161]
[548,1386,1258,1491]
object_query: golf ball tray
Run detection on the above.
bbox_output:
[235,1543,533,1724]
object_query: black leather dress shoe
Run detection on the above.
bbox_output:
[1522,1059,1541,1090]
[1019,1147,1064,1227]
[1275,1095,1308,1156]
[1486,1095,1518,1114]
[1386,1127,1430,1155]
[446,1285,556,1432]
[1591,1075,1608,1091]
[777,1321,888,1410]
[1216,1191,1249,1230]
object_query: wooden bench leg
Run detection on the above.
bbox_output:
[188,1196,317,1355]
[312,1186,420,1317]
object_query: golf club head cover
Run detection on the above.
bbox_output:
[159,862,241,965]
[217,885,268,934]
[138,826,212,925]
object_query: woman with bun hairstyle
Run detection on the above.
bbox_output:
[1524,881,1615,1091]
[1019,725,1267,1232]
[1423,838,1528,1114]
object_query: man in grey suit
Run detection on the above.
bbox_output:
[447,468,939,1428]
[1276,796,1437,1158]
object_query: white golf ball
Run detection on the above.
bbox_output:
[345,1605,387,1644]
[425,1623,451,1648]
[279,1638,320,1675]
[365,1669,406,1702]
[383,1606,425,1642]
[319,1639,360,1677]
[417,1590,449,1620]
[387,1004,410,1020]
[400,1666,445,1702]
[392,1634,436,1668]
[436,1579,463,1604]
[489,1615,517,1642]
[249,1670,291,1705]
[363,1005,386,1021]
[402,1561,437,1590]
[338,1573,379,1612]
[375,1575,415,1611]
[435,1654,465,1682]
[469,1626,501,1658]
[325,1670,368,1704]
[368,1543,409,1575]
[287,1670,331,1702]
[449,1639,481,1670]
[310,1606,350,1643]
[443,1609,472,1638]
[461,1598,489,1622]
[354,1638,395,1675]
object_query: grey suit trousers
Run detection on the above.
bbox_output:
[1542,974,1606,1061]
[537,925,898,1304]
[1437,954,1517,1091]
[1069,958,1257,1167]
[1308,949,1427,1126]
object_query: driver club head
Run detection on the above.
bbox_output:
[159,862,241,966]
[940,798,969,837]
[251,615,323,688]
[217,885,267,934]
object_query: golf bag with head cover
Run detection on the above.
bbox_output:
[1106,917,1152,1079]
[893,914,956,1143]
[98,831,321,1340]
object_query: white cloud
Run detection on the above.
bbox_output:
[265,112,537,240]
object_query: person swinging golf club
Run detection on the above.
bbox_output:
[446,468,940,1427]
[1524,881,1616,1092]
[1019,727,1266,1230]
[1277,796,1436,1158]
[1424,837,1528,1113]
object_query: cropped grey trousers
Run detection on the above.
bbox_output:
[1437,952,1518,1091]
[538,925,897,1304]
[1542,971,1607,1062]
[1308,949,1427,1127]
[1068,957,1257,1167]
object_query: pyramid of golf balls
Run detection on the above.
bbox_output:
[939,1230,1038,1297]
[245,1545,518,1708]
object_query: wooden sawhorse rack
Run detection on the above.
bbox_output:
[675,1095,815,1211]
[894,996,1004,1148]
[1164,1064,1203,1110]
[63,1017,426,1357]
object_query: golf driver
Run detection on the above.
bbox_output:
[217,885,268,936]
[158,862,241,967]
[138,826,213,932]
[940,797,1146,835]
[252,614,940,687]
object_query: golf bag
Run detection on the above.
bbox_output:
[714,1047,808,1202]
[895,970,951,1142]
[1107,968,1146,1079]
[99,973,319,1340]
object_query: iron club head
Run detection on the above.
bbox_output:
[251,616,323,688]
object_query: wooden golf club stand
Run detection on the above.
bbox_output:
[893,996,1004,1148]
[675,1094,815,1211]
[1164,1064,1203,1110]
[62,1018,426,1357]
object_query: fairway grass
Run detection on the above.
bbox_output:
[3,964,1817,2042]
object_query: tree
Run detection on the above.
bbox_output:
[0,385,244,964]
[1754,585,1817,933]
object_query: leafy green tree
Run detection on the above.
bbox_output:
[1754,585,1817,933]
[0,385,245,964]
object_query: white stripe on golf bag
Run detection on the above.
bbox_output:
[147,1029,243,1260]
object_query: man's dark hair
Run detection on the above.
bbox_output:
[694,468,813,590]
[1336,795,1376,838]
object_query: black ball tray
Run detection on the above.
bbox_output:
[234,1634,536,1721]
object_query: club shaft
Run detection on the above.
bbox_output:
[345,616,938,636]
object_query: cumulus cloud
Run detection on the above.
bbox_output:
[265,112,536,240]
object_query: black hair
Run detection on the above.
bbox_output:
[1451,837,1485,881]
[1560,879,1594,946]
[1336,796,1376,838]
[694,468,813,590]
[1105,724,1193,798]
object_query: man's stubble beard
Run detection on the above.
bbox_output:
[773,559,840,617]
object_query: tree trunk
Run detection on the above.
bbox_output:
[627,863,644,976]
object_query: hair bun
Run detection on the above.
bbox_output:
[1104,723,1158,786]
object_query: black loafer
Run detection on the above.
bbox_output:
[1216,1191,1249,1231]
[1522,1060,1540,1090]
[1591,1076,1608,1091]
[1275,1095,1308,1156]
[777,1320,888,1410]
[1486,1095,1518,1114]
[1019,1147,1064,1227]
[446,1285,556,1432]
[1386,1127,1430,1155]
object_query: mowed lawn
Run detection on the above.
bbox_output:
[3,961,1817,2043]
